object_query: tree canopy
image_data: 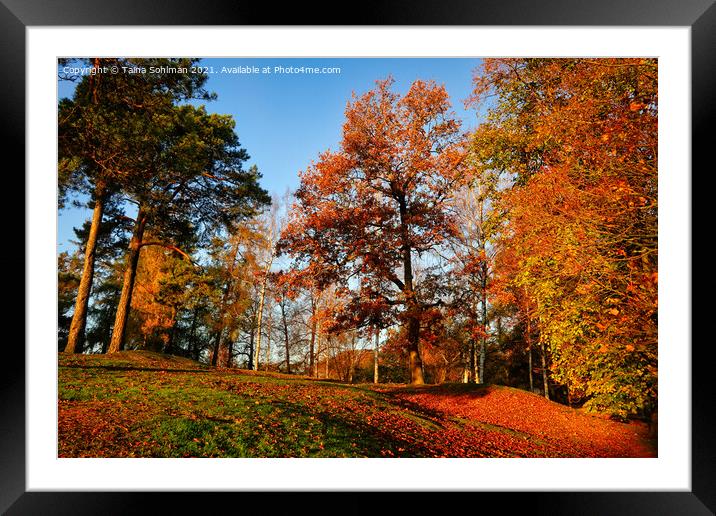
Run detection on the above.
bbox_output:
[279,77,466,384]
[57,58,659,420]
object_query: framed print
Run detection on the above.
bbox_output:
[3,0,714,513]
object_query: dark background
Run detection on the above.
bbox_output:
[2,0,713,514]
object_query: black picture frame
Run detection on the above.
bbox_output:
[2,1,712,514]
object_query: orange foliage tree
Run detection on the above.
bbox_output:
[473,58,657,417]
[127,243,195,352]
[279,77,466,384]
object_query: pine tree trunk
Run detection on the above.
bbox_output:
[107,209,147,353]
[65,187,106,353]
[65,58,104,354]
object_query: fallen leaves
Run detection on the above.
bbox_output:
[391,384,654,458]
[58,352,655,458]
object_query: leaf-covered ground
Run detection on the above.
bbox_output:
[58,351,656,458]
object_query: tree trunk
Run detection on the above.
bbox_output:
[247,329,254,370]
[468,296,478,383]
[264,310,272,371]
[313,323,322,378]
[325,335,331,379]
[407,313,424,385]
[227,336,235,368]
[212,240,242,367]
[373,326,379,384]
[316,333,322,377]
[163,307,177,355]
[348,332,356,383]
[526,314,534,392]
[528,341,534,392]
[309,303,317,378]
[398,196,424,385]
[253,262,271,371]
[540,339,550,400]
[472,343,479,382]
[469,340,477,383]
[65,187,106,353]
[211,330,222,366]
[107,208,147,353]
[65,58,104,354]
[479,267,488,384]
[187,306,198,360]
[280,300,291,374]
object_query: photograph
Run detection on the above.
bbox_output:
[57,56,659,459]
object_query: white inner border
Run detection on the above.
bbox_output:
[27,27,691,491]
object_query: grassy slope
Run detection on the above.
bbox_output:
[58,351,656,458]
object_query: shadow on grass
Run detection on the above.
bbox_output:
[386,382,494,398]
[59,364,212,374]
[254,397,438,457]
[134,396,440,458]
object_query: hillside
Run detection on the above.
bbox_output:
[58,351,656,458]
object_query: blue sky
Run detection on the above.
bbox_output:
[58,57,483,253]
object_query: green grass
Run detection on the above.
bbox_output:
[59,352,421,457]
[58,351,656,458]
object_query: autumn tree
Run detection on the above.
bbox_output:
[125,242,199,353]
[472,58,657,417]
[58,198,131,352]
[252,194,285,371]
[328,329,369,383]
[203,220,266,367]
[279,77,465,384]
[58,251,82,351]
[106,104,270,353]
[272,272,298,374]
[59,58,214,354]
[448,173,500,383]
[127,244,179,351]
[311,282,345,378]
[171,267,217,362]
